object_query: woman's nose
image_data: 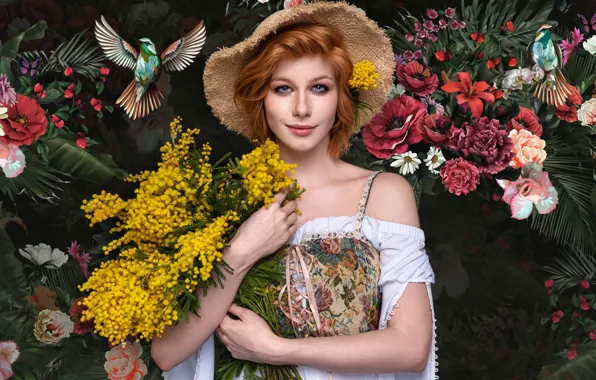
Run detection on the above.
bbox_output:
[293,91,311,118]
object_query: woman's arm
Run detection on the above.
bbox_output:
[273,282,433,373]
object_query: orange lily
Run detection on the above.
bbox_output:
[441,72,495,119]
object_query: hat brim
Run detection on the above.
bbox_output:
[203,1,395,137]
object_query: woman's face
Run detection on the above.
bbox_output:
[264,55,338,154]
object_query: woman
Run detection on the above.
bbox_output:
[152,2,437,379]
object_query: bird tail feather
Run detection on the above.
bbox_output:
[116,80,164,120]
[533,69,574,108]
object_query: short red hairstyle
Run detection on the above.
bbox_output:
[234,23,355,158]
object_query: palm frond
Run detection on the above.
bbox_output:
[529,134,596,254]
[564,52,596,87]
[544,247,596,290]
[19,31,105,80]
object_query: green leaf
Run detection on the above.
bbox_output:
[539,341,596,379]
[38,88,62,104]
[0,229,30,304]
[0,21,47,60]
[36,141,50,163]
[96,81,105,95]
[45,132,126,183]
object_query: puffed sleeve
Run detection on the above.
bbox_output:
[364,218,435,328]
[161,334,215,380]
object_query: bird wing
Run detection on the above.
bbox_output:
[554,43,564,68]
[161,20,207,72]
[95,15,138,69]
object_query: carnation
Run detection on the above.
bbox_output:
[440,158,480,196]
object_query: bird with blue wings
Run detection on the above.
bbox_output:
[527,24,574,108]
[94,16,207,119]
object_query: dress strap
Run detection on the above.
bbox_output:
[354,171,383,236]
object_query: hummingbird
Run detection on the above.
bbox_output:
[527,24,574,108]
[94,16,207,119]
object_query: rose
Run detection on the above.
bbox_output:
[21,0,64,27]
[506,107,543,137]
[501,163,558,220]
[0,341,19,365]
[418,114,455,146]
[284,0,304,8]
[320,238,341,254]
[104,341,148,380]
[361,95,426,158]
[452,117,513,174]
[396,61,439,96]
[578,98,596,126]
[0,94,48,146]
[25,286,59,310]
[69,296,94,334]
[440,158,480,196]
[508,129,546,168]
[33,310,74,344]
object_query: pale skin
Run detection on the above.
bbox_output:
[151,54,432,373]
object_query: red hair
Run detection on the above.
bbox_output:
[234,23,355,158]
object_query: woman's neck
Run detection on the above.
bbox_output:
[278,142,342,188]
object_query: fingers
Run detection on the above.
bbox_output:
[281,200,297,215]
[272,188,290,205]
[228,303,249,320]
[286,213,298,227]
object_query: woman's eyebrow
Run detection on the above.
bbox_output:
[270,75,334,83]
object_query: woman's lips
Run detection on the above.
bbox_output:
[287,124,315,137]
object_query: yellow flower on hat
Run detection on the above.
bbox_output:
[349,60,380,91]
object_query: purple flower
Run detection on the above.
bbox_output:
[560,28,584,66]
[452,117,513,174]
[395,54,406,65]
[0,75,17,107]
[450,19,460,30]
[426,8,438,19]
[421,95,445,115]
[439,19,447,29]
[424,20,435,30]
[445,7,456,18]
[67,241,91,278]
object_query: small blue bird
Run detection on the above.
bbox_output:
[527,24,574,108]
[95,16,206,119]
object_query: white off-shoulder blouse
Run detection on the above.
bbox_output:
[163,215,437,380]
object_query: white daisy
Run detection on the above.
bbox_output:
[424,146,446,174]
[390,151,421,175]
[386,84,406,99]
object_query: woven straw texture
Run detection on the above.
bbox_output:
[203,1,395,137]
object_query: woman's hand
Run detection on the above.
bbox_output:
[228,189,298,269]
[216,304,285,365]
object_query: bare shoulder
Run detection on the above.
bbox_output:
[366,172,420,227]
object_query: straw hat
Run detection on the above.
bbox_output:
[203,1,395,137]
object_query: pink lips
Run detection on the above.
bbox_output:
[287,124,315,137]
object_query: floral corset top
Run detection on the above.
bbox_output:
[275,171,383,339]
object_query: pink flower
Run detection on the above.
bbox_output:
[402,51,414,61]
[501,163,558,220]
[508,129,547,169]
[451,117,513,174]
[450,19,460,29]
[51,114,64,128]
[552,310,564,323]
[64,67,74,77]
[423,20,435,30]
[0,74,17,107]
[104,341,148,380]
[590,330,596,340]
[560,28,584,66]
[414,39,423,47]
[405,33,414,42]
[440,158,480,196]
[445,7,456,18]
[426,8,438,19]
[0,140,26,178]
[0,356,13,380]
[100,67,110,76]
[67,241,91,278]
[75,132,87,149]
[459,21,467,29]
[439,19,447,29]
[567,347,577,360]
[414,22,422,32]
[0,341,19,364]
[544,279,555,288]
[413,50,422,60]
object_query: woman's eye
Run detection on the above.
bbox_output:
[274,85,292,94]
[312,84,329,93]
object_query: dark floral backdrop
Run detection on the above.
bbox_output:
[1,0,596,379]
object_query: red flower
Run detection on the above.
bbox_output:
[64,67,73,77]
[506,107,543,137]
[418,114,456,146]
[76,132,87,149]
[471,32,485,43]
[507,21,514,32]
[64,83,75,99]
[451,117,513,174]
[69,296,94,334]
[435,50,452,62]
[551,310,564,323]
[486,57,501,70]
[33,83,46,98]
[581,280,590,289]
[90,98,103,112]
[590,330,596,340]
[555,85,582,122]
[507,57,518,67]
[361,95,426,158]
[567,348,577,360]
[0,94,48,146]
[440,158,480,196]
[581,298,590,311]
[488,85,504,99]
[100,67,110,76]
[544,279,555,288]
[396,61,439,96]
[51,114,64,128]
[441,72,495,119]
